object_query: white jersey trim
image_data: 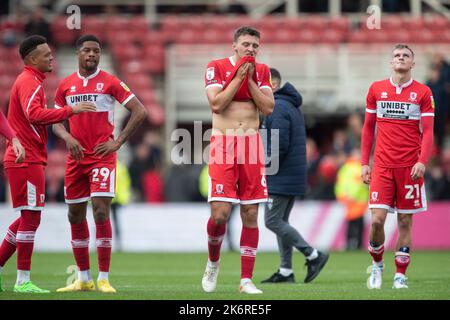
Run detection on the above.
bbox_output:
[240,198,268,204]
[421,113,434,117]
[121,93,135,106]
[366,108,377,114]
[13,205,44,212]
[205,84,223,90]
[389,77,413,94]
[26,85,41,114]
[259,85,272,90]
[208,197,240,203]
[91,192,115,198]
[26,85,43,139]
[77,68,101,87]
[54,104,62,109]
[65,196,90,204]
[229,56,236,67]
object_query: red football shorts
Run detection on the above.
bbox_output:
[369,165,427,214]
[64,155,116,203]
[5,164,46,212]
[208,133,268,204]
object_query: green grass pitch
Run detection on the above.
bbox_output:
[0,251,449,300]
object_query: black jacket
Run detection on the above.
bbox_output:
[262,82,307,196]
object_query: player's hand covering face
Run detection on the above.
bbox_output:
[233,35,259,59]
[390,48,415,73]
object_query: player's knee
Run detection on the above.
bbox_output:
[93,210,109,223]
[68,210,84,224]
[371,218,385,231]
[397,216,412,230]
[242,208,258,223]
[211,214,227,225]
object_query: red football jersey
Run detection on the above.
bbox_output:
[365,78,435,168]
[4,66,73,167]
[54,69,134,158]
[204,56,272,91]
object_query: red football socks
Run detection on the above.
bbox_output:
[16,210,41,271]
[0,217,20,267]
[207,217,226,263]
[240,226,259,279]
[95,219,112,272]
[395,252,411,275]
[71,219,90,271]
[368,243,385,263]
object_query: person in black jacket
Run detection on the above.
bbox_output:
[261,68,329,284]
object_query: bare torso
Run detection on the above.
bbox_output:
[212,100,259,135]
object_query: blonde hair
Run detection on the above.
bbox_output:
[392,44,415,58]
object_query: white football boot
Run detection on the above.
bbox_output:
[367,263,383,289]
[202,260,219,293]
[392,273,409,289]
[239,280,263,294]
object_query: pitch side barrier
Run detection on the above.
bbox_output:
[0,202,448,252]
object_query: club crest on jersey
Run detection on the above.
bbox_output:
[95,83,104,92]
[206,67,215,81]
[409,92,417,102]
[215,184,224,195]
[371,192,378,202]
[70,86,76,93]
[381,92,388,99]
[120,81,130,92]
[225,71,231,78]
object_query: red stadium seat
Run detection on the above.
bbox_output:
[265,29,297,44]
[112,45,141,61]
[364,29,390,43]
[137,90,157,105]
[124,74,154,92]
[143,31,166,47]
[379,15,404,30]
[105,16,130,32]
[388,29,412,43]
[81,15,106,42]
[438,29,450,43]
[143,44,165,74]
[402,17,425,30]
[304,15,329,31]
[321,29,346,44]
[281,18,303,32]
[425,16,450,31]
[146,103,165,127]
[329,16,350,32]
[411,29,436,43]
[51,16,79,46]
[174,29,197,44]
[297,29,320,43]
[202,29,229,44]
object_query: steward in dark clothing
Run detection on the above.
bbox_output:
[261,69,328,284]
[262,81,306,196]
